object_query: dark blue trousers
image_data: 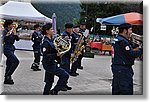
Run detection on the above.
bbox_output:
[60,54,71,74]
[111,65,134,95]
[42,64,69,95]
[4,50,19,77]
[71,57,80,73]
[33,45,41,64]
[78,54,83,68]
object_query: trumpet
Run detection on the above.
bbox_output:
[129,33,143,46]
[8,24,17,35]
[8,27,15,34]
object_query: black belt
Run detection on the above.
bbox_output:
[112,64,132,67]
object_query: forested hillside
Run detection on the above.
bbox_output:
[31,2,81,32]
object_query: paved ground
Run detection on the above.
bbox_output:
[0,60,3,94]
[0,50,142,95]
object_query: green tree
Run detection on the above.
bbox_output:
[80,1,142,35]
[31,2,81,32]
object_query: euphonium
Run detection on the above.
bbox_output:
[129,33,143,46]
[53,36,71,55]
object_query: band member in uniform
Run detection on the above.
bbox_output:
[41,23,69,95]
[31,24,43,71]
[111,23,143,95]
[60,23,75,90]
[2,19,20,85]
[70,25,81,76]
[78,22,87,70]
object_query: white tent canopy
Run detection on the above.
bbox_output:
[0,1,52,23]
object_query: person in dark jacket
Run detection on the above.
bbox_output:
[2,19,20,85]
[111,23,143,95]
[70,25,81,76]
[41,23,69,95]
[78,22,87,70]
[60,23,75,91]
[31,24,43,71]
[60,23,75,73]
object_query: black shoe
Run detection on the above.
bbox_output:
[36,68,41,71]
[78,66,83,70]
[31,66,41,71]
[49,89,58,95]
[65,85,72,90]
[31,63,41,71]
[60,87,68,91]
[4,76,14,85]
[70,72,79,76]
[6,76,14,82]
[75,72,79,75]
[4,80,14,85]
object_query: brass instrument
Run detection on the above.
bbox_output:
[70,33,85,63]
[9,27,15,34]
[8,23,18,35]
[53,36,71,55]
[129,33,143,60]
[129,33,143,46]
[70,29,89,63]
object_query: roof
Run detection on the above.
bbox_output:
[0,1,52,23]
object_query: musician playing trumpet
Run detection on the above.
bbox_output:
[2,19,20,85]
[111,23,143,95]
[129,33,143,49]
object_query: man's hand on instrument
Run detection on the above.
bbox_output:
[6,31,11,36]
[64,36,69,40]
[81,39,84,43]
[71,53,75,58]
[57,52,61,56]
[13,28,17,35]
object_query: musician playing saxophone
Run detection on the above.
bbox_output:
[2,19,20,85]
[70,25,84,76]
[77,22,88,70]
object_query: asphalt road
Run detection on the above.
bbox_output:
[0,50,142,95]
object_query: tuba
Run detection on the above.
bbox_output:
[129,33,143,46]
[53,36,71,55]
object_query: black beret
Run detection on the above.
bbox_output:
[80,22,86,25]
[4,19,13,28]
[34,24,41,29]
[73,25,79,28]
[65,23,73,28]
[42,23,52,35]
[119,23,132,30]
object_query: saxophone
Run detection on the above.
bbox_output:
[70,33,85,63]
[70,29,89,63]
